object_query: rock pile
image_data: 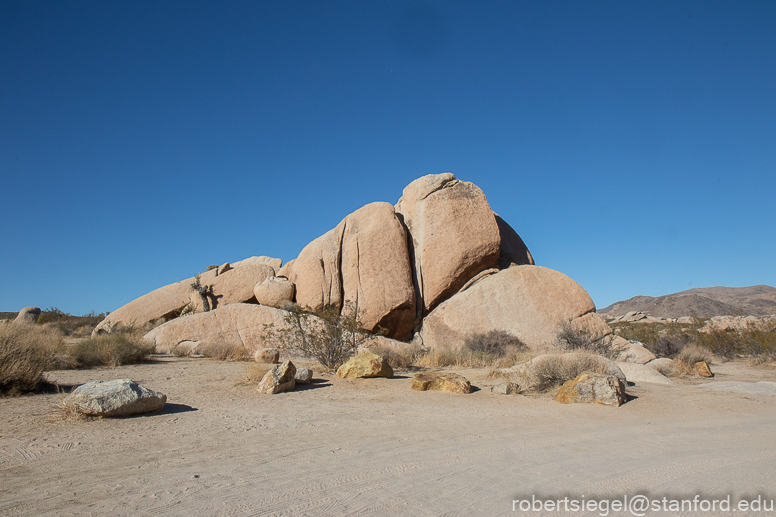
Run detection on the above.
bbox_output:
[95,173,610,358]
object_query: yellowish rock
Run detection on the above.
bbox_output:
[411,372,472,394]
[336,353,393,379]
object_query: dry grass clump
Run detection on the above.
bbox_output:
[414,347,532,369]
[71,332,156,368]
[673,344,713,375]
[365,343,425,369]
[0,323,65,394]
[198,341,249,361]
[554,320,621,359]
[530,353,613,392]
[235,364,273,386]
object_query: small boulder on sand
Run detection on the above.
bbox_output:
[554,372,626,406]
[254,348,280,364]
[294,368,313,385]
[336,353,393,379]
[694,361,714,378]
[63,379,167,417]
[491,382,522,395]
[411,372,472,394]
[257,360,296,394]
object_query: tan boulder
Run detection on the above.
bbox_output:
[288,202,416,339]
[617,362,673,385]
[336,353,393,379]
[395,173,500,315]
[554,372,626,406]
[188,264,275,312]
[494,213,534,269]
[613,337,656,364]
[294,368,313,385]
[419,266,596,351]
[411,372,472,394]
[254,348,280,364]
[253,276,295,309]
[144,303,291,355]
[232,256,283,272]
[276,259,295,279]
[646,357,675,376]
[570,313,613,341]
[491,382,522,395]
[14,307,41,324]
[257,360,296,394]
[94,261,275,335]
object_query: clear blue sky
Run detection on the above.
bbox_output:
[2,1,775,315]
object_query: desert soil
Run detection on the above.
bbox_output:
[1,357,775,516]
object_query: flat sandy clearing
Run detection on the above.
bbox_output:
[1,358,775,516]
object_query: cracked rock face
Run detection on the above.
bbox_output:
[395,173,501,318]
[287,202,416,340]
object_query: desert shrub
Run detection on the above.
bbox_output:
[673,344,714,375]
[414,346,532,369]
[464,330,527,358]
[647,334,688,359]
[198,341,248,361]
[531,353,613,392]
[171,343,195,357]
[36,308,107,337]
[263,302,372,370]
[613,322,661,346]
[70,333,155,368]
[0,323,66,394]
[366,343,425,369]
[554,320,620,359]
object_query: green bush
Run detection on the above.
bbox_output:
[263,301,371,370]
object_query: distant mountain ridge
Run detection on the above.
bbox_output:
[598,285,776,319]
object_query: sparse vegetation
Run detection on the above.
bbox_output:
[610,319,776,360]
[365,342,425,369]
[464,330,527,357]
[554,320,620,359]
[263,301,372,370]
[0,323,65,394]
[414,346,532,369]
[35,307,107,337]
[530,353,614,392]
[235,363,273,386]
[198,341,248,361]
[70,332,156,368]
[190,274,214,312]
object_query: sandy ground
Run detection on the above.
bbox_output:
[1,357,775,517]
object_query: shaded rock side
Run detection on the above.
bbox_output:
[257,360,296,394]
[94,261,274,335]
[420,266,596,351]
[395,173,501,315]
[14,307,41,324]
[336,353,393,379]
[144,303,291,355]
[288,202,416,339]
[411,372,472,394]
[494,213,534,269]
[554,372,626,406]
[64,379,166,417]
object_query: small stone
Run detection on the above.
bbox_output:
[254,348,280,364]
[694,361,714,378]
[336,353,393,379]
[257,360,296,394]
[491,382,522,395]
[294,368,313,385]
[411,372,472,394]
[554,371,626,407]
